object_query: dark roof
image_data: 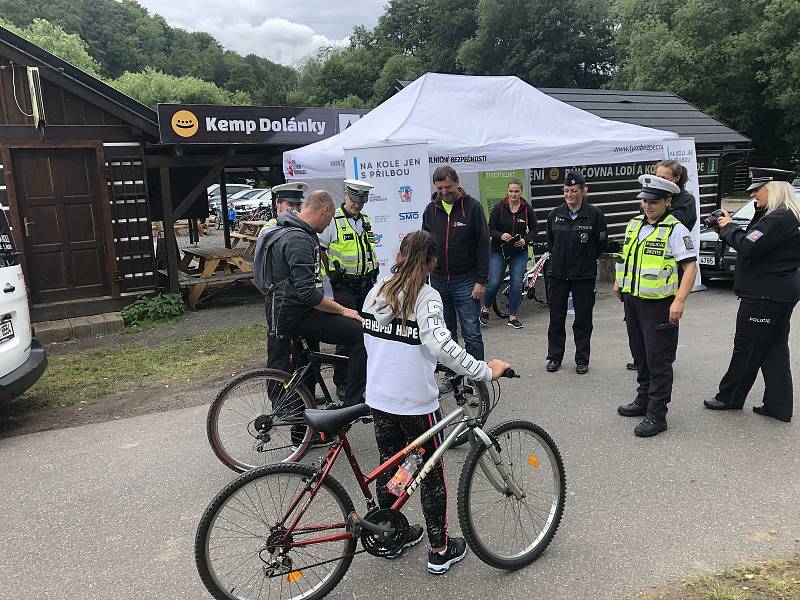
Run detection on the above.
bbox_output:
[391,80,750,146]
[0,25,158,135]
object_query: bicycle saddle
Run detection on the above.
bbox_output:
[303,403,371,435]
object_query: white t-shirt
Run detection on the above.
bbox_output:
[636,220,696,263]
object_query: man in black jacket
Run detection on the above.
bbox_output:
[254,190,366,406]
[545,171,608,374]
[422,165,490,360]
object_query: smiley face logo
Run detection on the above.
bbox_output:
[171,110,198,138]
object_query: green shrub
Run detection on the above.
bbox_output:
[121,293,186,327]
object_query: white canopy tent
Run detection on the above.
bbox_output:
[283,73,679,183]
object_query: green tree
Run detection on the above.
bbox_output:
[109,67,252,108]
[0,18,103,75]
[372,53,425,102]
[457,0,614,87]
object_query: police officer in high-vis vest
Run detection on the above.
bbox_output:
[614,174,698,437]
[319,179,378,402]
[266,182,308,227]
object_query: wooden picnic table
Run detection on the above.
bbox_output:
[174,245,255,307]
[230,220,269,254]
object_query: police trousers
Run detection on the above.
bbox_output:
[624,295,678,420]
[715,298,796,420]
[332,282,371,387]
[547,277,596,365]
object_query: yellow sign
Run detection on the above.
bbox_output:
[171,109,199,138]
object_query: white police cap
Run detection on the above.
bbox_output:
[637,174,680,200]
[273,182,308,202]
[344,179,374,203]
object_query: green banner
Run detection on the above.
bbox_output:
[478,169,527,217]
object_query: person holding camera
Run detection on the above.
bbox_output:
[319,179,379,403]
[545,171,607,374]
[703,168,800,423]
[481,179,538,329]
[615,175,697,437]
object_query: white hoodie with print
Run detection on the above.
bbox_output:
[361,277,492,416]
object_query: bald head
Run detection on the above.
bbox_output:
[299,190,335,232]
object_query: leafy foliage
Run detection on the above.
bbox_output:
[110,68,252,108]
[121,293,186,327]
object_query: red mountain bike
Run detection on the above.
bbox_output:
[196,369,566,600]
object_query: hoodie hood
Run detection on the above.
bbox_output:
[366,277,401,326]
[277,209,316,236]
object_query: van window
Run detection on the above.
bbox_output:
[0,206,20,267]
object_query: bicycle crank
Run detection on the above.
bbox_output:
[358,508,409,557]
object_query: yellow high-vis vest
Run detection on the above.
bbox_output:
[615,214,680,299]
[325,207,377,276]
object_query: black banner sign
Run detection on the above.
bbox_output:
[157,104,368,145]
[531,156,720,186]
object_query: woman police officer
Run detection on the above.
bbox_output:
[703,168,800,423]
[614,174,698,437]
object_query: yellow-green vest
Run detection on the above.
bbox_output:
[325,207,377,276]
[615,214,680,299]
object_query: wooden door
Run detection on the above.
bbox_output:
[12,148,110,303]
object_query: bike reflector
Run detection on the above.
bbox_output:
[287,571,303,583]
[527,455,540,468]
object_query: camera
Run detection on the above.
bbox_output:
[703,209,725,228]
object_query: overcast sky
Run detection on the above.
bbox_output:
[137,0,385,66]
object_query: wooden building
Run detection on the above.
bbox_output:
[0,26,159,321]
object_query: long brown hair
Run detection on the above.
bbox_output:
[378,230,437,322]
[656,160,688,188]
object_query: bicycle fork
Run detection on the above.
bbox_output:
[472,427,526,500]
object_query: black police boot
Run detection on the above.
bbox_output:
[634,417,668,437]
[752,405,791,423]
[575,364,589,375]
[703,398,740,411]
[617,401,647,417]
[546,360,561,373]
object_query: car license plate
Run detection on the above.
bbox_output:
[0,320,14,343]
[699,255,716,266]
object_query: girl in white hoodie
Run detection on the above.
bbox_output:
[362,230,510,574]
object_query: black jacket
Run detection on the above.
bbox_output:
[721,204,800,302]
[488,197,538,257]
[257,210,325,329]
[669,189,698,231]
[546,202,608,280]
[422,192,490,283]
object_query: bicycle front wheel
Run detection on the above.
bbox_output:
[207,368,316,471]
[196,463,357,600]
[457,420,566,570]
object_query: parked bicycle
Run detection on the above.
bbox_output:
[206,339,490,471]
[492,251,551,319]
[196,368,566,600]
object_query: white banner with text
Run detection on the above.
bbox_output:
[663,138,702,288]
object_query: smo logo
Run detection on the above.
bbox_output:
[399,185,413,202]
[399,211,420,221]
[171,109,199,138]
[373,233,384,247]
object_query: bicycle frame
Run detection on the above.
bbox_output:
[281,339,348,405]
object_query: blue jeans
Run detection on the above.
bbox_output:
[484,251,528,316]
[430,275,484,360]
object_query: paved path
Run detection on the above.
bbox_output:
[1,284,798,600]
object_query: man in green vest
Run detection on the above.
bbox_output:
[319,179,378,402]
[614,174,697,437]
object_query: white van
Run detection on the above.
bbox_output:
[0,205,46,402]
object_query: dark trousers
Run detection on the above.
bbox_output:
[624,295,678,420]
[715,298,796,419]
[266,332,318,396]
[372,408,448,548]
[430,275,484,361]
[547,277,596,365]
[331,282,370,387]
[285,310,366,406]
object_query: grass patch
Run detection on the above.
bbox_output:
[0,323,267,417]
[634,554,800,600]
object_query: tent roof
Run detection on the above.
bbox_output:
[285,73,678,179]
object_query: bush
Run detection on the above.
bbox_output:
[121,293,186,327]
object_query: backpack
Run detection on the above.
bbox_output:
[252,225,304,295]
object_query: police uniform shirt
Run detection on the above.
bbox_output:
[318,212,365,248]
[636,219,696,264]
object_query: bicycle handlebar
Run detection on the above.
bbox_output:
[501,368,520,379]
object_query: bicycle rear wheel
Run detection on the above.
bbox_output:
[437,378,490,447]
[457,420,566,570]
[207,368,316,472]
[196,463,357,600]
[492,283,511,319]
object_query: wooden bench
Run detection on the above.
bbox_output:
[157,269,255,308]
